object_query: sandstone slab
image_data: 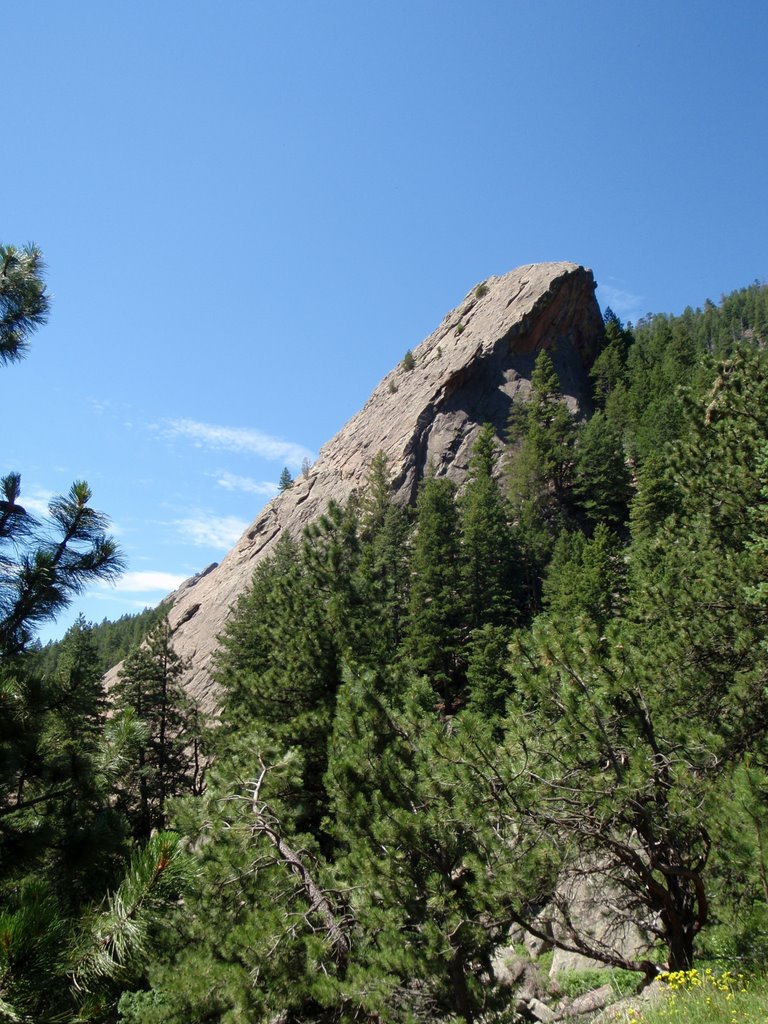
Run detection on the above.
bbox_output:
[105,262,603,707]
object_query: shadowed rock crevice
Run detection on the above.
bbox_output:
[104,261,604,708]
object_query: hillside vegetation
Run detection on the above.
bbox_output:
[32,605,165,679]
[2,247,768,1022]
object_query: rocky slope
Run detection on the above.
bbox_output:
[106,261,604,707]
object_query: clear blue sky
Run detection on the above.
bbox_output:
[3,1,767,641]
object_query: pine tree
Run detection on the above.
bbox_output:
[0,244,49,365]
[702,756,768,962]
[465,623,515,720]
[114,616,193,838]
[459,424,519,631]
[0,244,126,901]
[542,524,627,627]
[326,670,524,1022]
[500,348,768,975]
[523,350,577,499]
[0,477,124,656]
[403,473,466,711]
[630,349,768,753]
[503,617,713,975]
[507,351,577,609]
[0,242,190,1022]
[590,307,630,408]
[507,350,577,508]
[214,525,348,834]
[354,452,412,667]
[572,411,632,528]
[118,734,349,1022]
[458,427,519,715]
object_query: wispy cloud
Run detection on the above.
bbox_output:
[105,571,188,593]
[165,418,313,470]
[214,471,278,497]
[17,485,53,517]
[90,594,159,609]
[174,514,248,550]
[597,282,646,325]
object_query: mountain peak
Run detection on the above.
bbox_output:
[106,261,603,706]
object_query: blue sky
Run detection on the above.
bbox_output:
[3,1,767,641]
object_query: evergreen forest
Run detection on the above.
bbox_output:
[3,242,768,1022]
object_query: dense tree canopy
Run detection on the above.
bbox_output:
[4,255,768,1021]
[0,244,188,1023]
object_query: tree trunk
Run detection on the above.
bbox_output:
[449,948,473,1023]
[665,917,695,972]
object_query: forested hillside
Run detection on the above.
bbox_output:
[2,249,768,1022]
[32,605,165,679]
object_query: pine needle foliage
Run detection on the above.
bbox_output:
[69,832,188,994]
[0,479,124,657]
[0,245,49,366]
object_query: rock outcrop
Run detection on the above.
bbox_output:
[106,261,603,708]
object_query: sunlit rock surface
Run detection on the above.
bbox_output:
[105,261,603,707]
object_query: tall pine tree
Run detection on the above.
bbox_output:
[114,616,193,838]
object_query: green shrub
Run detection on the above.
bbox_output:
[553,967,638,999]
[695,904,768,970]
[401,349,415,371]
[475,281,489,298]
[536,949,554,974]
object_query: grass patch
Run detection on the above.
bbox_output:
[536,949,554,974]
[619,968,768,1023]
[554,967,638,999]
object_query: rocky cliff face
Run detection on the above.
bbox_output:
[106,261,603,707]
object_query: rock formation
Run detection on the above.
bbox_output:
[105,261,604,708]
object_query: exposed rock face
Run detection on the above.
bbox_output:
[105,262,603,708]
[548,861,652,975]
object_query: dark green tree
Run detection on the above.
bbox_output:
[503,618,714,976]
[629,349,768,752]
[114,616,193,838]
[507,350,577,609]
[32,604,163,681]
[591,307,630,408]
[1,476,124,656]
[353,452,412,667]
[542,524,627,628]
[459,424,518,631]
[572,411,632,528]
[0,246,125,885]
[458,427,519,716]
[214,524,348,834]
[326,670,526,1022]
[403,473,466,711]
[117,741,354,1024]
[701,757,768,965]
[0,242,186,1023]
[0,244,49,365]
[500,349,768,976]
